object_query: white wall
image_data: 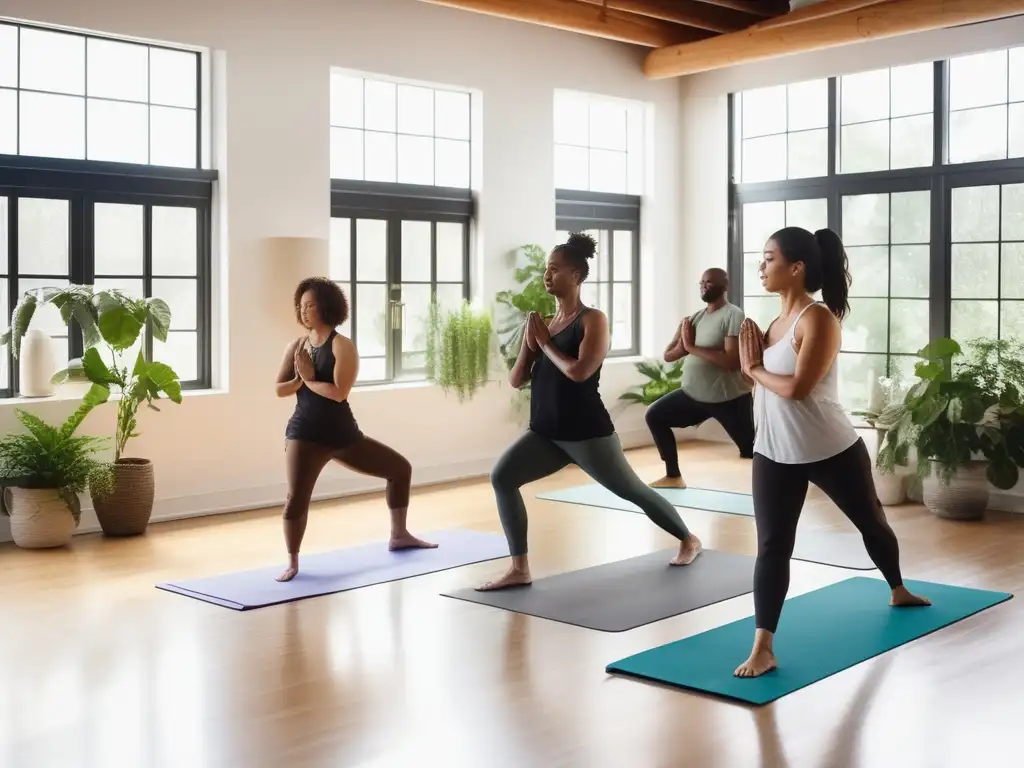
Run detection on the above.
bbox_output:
[676,14,1024,511]
[0,0,723,542]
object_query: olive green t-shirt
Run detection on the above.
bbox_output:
[681,302,752,404]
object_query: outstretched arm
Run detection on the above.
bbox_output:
[747,307,840,400]
[275,339,303,397]
[300,335,359,402]
[535,310,609,383]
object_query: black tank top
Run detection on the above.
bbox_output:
[529,308,615,442]
[285,330,363,447]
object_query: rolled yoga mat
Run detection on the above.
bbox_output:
[156,529,509,610]
[605,576,1013,706]
[536,483,877,571]
[442,548,756,632]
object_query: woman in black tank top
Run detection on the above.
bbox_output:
[272,277,436,582]
[475,234,702,592]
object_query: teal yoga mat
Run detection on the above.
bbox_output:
[537,483,754,517]
[605,577,1012,706]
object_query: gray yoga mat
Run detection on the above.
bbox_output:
[537,483,876,571]
[157,529,508,610]
[442,548,756,632]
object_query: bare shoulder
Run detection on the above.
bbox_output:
[333,332,357,356]
[284,336,303,355]
[798,303,840,338]
[583,307,609,329]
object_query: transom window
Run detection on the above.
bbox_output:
[553,90,643,195]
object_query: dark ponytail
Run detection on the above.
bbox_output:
[769,226,851,321]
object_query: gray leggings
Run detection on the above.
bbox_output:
[490,430,694,556]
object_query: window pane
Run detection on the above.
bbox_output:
[19,198,69,276]
[787,79,827,132]
[1010,103,1024,159]
[1001,243,1024,299]
[743,296,778,333]
[949,106,1007,164]
[1001,301,1024,340]
[87,38,147,102]
[152,278,197,330]
[951,185,1000,242]
[589,101,627,151]
[842,194,889,247]
[744,250,765,298]
[949,50,1007,111]
[951,243,999,298]
[154,331,197,381]
[611,283,633,350]
[843,298,888,353]
[397,84,433,136]
[401,220,431,282]
[434,283,464,315]
[846,247,888,297]
[355,284,388,357]
[0,88,16,155]
[152,206,198,276]
[365,131,397,182]
[88,99,148,164]
[590,229,610,283]
[436,222,464,282]
[787,128,827,179]
[1011,48,1024,103]
[397,135,433,185]
[150,105,196,167]
[94,277,143,298]
[1003,183,1024,240]
[19,28,84,95]
[590,149,627,194]
[838,352,886,412]
[890,114,932,169]
[891,191,930,244]
[401,283,431,366]
[329,218,351,281]
[0,197,7,269]
[841,68,889,123]
[435,90,470,141]
[741,85,786,138]
[555,144,588,189]
[356,219,387,282]
[149,48,197,109]
[0,277,7,387]
[364,80,396,132]
[890,299,929,353]
[890,246,930,298]
[435,139,469,188]
[613,230,633,281]
[19,92,84,160]
[741,134,786,182]
[330,127,363,180]
[19,278,69,336]
[0,25,16,88]
[743,201,784,252]
[890,62,933,118]
[840,120,889,174]
[357,357,387,383]
[785,198,827,233]
[94,203,144,275]
[330,73,363,128]
[951,300,998,343]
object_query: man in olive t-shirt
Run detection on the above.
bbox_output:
[645,268,755,488]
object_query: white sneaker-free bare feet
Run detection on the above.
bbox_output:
[388,531,439,551]
[890,585,931,607]
[276,558,299,582]
[475,566,532,591]
[734,648,778,678]
[650,475,686,489]
[671,534,702,565]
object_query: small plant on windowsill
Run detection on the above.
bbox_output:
[1,285,182,537]
[424,297,495,403]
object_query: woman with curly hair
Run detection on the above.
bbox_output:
[273,277,436,582]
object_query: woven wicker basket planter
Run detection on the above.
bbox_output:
[91,458,156,536]
[922,460,989,521]
[4,487,77,548]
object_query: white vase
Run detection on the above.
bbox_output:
[19,329,57,398]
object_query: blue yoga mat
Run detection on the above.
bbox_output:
[606,577,1012,706]
[156,529,509,610]
[537,483,754,517]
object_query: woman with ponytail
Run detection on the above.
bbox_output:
[733,226,930,679]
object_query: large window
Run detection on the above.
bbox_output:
[553,90,643,195]
[329,70,473,385]
[0,20,214,398]
[730,46,1024,412]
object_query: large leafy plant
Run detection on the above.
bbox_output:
[494,244,556,372]
[425,298,494,403]
[619,360,684,407]
[874,337,1024,490]
[0,386,114,522]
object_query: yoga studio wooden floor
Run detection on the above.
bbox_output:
[1,441,1021,768]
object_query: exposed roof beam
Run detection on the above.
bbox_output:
[644,0,1024,79]
[576,0,761,34]
[688,0,789,17]
[755,0,894,30]
[419,0,715,48]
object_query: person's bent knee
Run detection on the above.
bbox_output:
[282,493,311,521]
[390,453,412,486]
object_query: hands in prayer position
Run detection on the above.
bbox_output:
[294,341,315,382]
[528,312,552,349]
[739,318,764,379]
[680,317,696,352]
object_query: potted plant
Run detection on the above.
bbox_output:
[1,285,181,536]
[618,359,684,409]
[0,385,113,548]
[424,298,495,403]
[873,337,1024,520]
[852,371,912,505]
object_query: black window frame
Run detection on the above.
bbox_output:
[330,178,473,386]
[555,188,641,358]
[728,56,1024,396]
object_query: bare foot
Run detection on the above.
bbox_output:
[650,475,686,489]
[475,566,532,591]
[389,532,439,551]
[734,648,778,678]
[671,534,702,566]
[890,585,931,607]
[276,563,299,582]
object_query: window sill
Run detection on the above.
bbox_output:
[0,384,227,407]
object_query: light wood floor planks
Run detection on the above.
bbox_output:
[1,441,1021,768]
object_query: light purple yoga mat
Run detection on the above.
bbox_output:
[156,528,509,611]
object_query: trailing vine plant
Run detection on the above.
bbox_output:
[424,298,494,403]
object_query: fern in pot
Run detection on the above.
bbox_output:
[873,337,1024,521]
[425,298,495,403]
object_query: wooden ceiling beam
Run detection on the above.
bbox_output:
[755,0,894,30]
[576,0,762,34]
[688,0,789,17]
[419,0,715,48]
[644,0,1024,79]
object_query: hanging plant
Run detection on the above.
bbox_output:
[425,298,495,403]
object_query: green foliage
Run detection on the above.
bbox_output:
[425,298,494,403]
[0,399,114,523]
[875,337,1024,490]
[494,245,556,372]
[619,359,684,406]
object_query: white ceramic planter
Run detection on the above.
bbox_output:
[873,470,908,506]
[19,329,57,398]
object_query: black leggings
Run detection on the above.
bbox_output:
[645,390,755,476]
[752,438,904,633]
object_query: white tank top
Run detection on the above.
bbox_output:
[752,302,858,465]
